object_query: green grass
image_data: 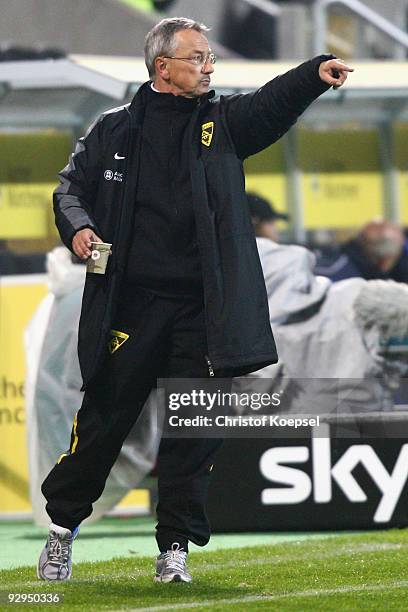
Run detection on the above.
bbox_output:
[1,529,408,611]
[0,517,340,571]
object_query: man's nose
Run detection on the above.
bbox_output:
[202,60,214,75]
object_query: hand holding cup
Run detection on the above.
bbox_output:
[72,228,103,260]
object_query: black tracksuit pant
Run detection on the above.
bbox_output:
[41,286,223,553]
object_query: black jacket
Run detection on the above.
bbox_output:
[54,55,333,388]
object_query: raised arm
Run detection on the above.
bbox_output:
[224,55,353,160]
[53,117,103,255]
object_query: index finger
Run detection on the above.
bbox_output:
[331,60,354,72]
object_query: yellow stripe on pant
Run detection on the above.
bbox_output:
[71,413,79,453]
[57,412,79,464]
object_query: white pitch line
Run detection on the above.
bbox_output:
[123,580,408,612]
[124,541,406,579]
[184,542,403,574]
[95,542,405,584]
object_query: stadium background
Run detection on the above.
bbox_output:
[1,1,408,609]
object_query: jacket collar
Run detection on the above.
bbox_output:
[128,81,215,119]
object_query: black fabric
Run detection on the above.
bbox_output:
[125,86,203,297]
[53,55,334,388]
[41,288,222,550]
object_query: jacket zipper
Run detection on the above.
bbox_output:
[111,107,133,274]
[205,355,215,377]
[169,121,178,216]
[191,98,215,379]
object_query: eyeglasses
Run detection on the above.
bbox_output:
[164,52,217,66]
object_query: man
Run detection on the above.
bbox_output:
[316,219,408,283]
[247,192,290,242]
[37,17,352,583]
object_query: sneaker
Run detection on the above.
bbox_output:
[37,523,79,581]
[155,542,192,583]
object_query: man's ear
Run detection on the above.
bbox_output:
[155,57,169,79]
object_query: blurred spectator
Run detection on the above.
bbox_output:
[235,237,408,418]
[247,192,289,242]
[315,219,408,283]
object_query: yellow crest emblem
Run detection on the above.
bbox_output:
[201,121,214,147]
[109,329,129,354]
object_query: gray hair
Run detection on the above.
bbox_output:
[144,17,210,79]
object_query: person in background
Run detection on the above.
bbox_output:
[246,192,290,242]
[316,219,408,284]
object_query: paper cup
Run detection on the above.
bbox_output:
[86,242,112,274]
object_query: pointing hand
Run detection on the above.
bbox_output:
[318,59,354,89]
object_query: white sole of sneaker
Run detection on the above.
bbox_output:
[37,568,72,581]
[154,574,191,583]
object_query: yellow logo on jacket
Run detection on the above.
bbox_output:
[201,122,214,147]
[109,329,129,354]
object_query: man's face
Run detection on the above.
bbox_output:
[158,29,214,98]
[255,220,281,242]
[361,220,404,271]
